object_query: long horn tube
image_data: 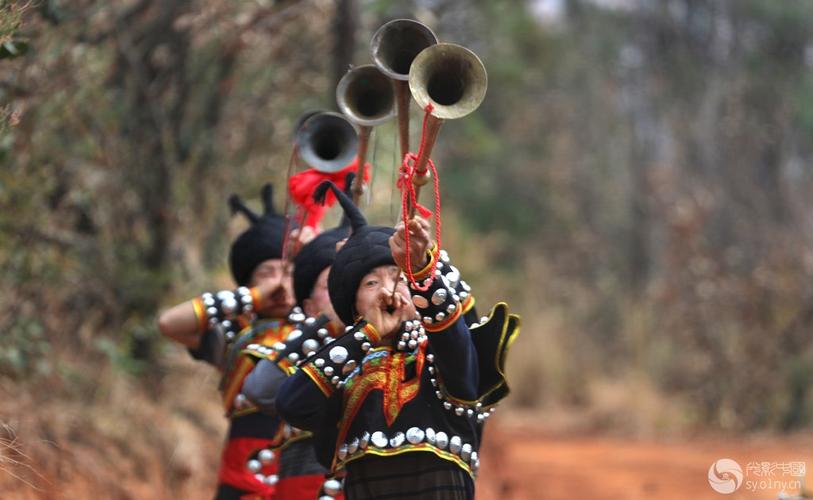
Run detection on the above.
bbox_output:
[336,64,395,204]
[407,42,487,216]
[371,19,438,162]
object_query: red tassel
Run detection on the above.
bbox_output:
[288,160,371,230]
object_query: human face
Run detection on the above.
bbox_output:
[249,258,294,318]
[303,266,342,327]
[354,265,418,337]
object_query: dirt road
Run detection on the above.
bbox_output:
[476,418,812,500]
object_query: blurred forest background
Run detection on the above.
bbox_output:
[2,0,813,497]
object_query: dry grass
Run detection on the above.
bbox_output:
[0,347,226,499]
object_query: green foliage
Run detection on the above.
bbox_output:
[0,315,51,377]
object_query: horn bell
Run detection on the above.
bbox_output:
[292,109,326,136]
[336,64,396,127]
[371,19,438,81]
[295,112,359,173]
[408,43,488,120]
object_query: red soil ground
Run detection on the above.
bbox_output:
[476,417,813,500]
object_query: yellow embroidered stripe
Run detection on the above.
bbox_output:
[222,357,254,412]
[461,295,475,315]
[361,323,381,345]
[249,286,262,310]
[191,297,208,333]
[424,304,462,333]
[302,363,334,397]
[276,358,296,376]
[410,242,439,281]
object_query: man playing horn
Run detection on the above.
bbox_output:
[276,182,519,500]
[158,184,304,500]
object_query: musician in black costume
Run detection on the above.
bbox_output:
[275,181,520,499]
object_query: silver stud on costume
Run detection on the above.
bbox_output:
[258,449,275,464]
[359,432,370,449]
[323,366,334,377]
[314,358,325,368]
[317,328,329,339]
[435,431,449,450]
[264,474,278,486]
[329,346,349,364]
[287,329,303,341]
[287,352,299,363]
[302,339,320,355]
[435,312,445,322]
[461,443,473,462]
[371,431,388,448]
[337,444,348,460]
[449,435,462,454]
[221,296,238,315]
[247,459,262,473]
[323,479,342,496]
[406,427,425,445]
[431,288,447,306]
[425,427,436,445]
[348,437,359,454]
[354,331,365,341]
[305,317,317,326]
[389,432,405,448]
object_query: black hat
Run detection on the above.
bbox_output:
[314,180,395,326]
[228,183,289,286]
[292,173,355,306]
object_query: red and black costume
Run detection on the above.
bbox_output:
[275,182,520,499]
[186,184,301,499]
[240,214,354,499]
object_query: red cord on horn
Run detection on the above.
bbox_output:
[397,104,442,292]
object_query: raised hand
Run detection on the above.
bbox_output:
[389,215,432,271]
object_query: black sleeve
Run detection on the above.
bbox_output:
[187,328,226,369]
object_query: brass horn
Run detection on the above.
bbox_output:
[336,64,395,204]
[406,43,487,215]
[371,19,438,161]
[295,111,359,174]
